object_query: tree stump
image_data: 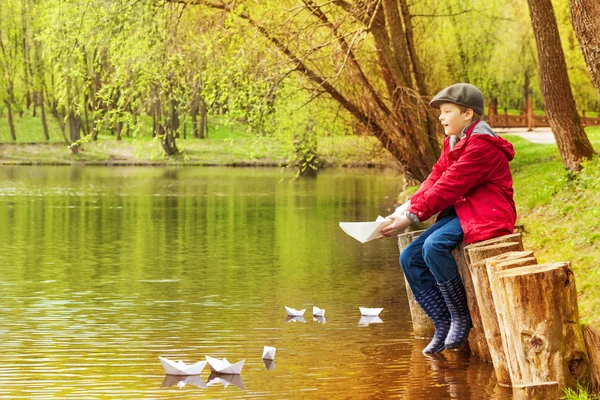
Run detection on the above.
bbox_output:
[463,233,523,266]
[397,230,435,338]
[454,233,523,361]
[465,247,534,387]
[493,262,591,391]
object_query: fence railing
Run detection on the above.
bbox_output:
[487,98,600,129]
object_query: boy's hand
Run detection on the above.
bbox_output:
[380,215,413,238]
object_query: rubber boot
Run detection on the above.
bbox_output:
[438,274,472,349]
[413,284,451,354]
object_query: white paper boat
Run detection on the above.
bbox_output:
[313,306,326,317]
[339,216,393,243]
[313,316,326,324]
[359,307,383,316]
[205,356,245,375]
[284,306,305,317]
[286,315,306,323]
[161,374,207,388]
[358,316,384,326]
[207,373,245,389]
[159,356,207,376]
[262,346,276,360]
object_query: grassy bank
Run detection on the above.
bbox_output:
[0,113,395,167]
[507,127,599,326]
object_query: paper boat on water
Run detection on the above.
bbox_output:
[161,374,207,388]
[358,316,384,326]
[159,356,207,376]
[207,372,245,389]
[284,306,305,317]
[359,307,383,316]
[339,216,393,243]
[206,356,245,375]
[262,346,276,360]
[313,306,326,317]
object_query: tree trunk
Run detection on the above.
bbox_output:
[399,0,444,154]
[397,230,435,339]
[570,0,600,97]
[526,0,595,171]
[191,97,199,138]
[199,97,207,139]
[5,99,17,141]
[494,262,590,391]
[68,107,80,154]
[40,89,49,141]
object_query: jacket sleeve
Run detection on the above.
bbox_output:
[410,145,448,205]
[408,138,499,222]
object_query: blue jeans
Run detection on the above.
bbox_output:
[399,215,464,296]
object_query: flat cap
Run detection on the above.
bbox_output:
[429,83,484,115]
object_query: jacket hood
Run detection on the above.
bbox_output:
[469,121,515,161]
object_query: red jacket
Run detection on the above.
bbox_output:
[408,121,516,244]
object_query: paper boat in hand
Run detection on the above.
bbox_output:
[206,356,245,375]
[359,307,383,316]
[159,356,207,376]
[262,346,276,360]
[284,306,305,317]
[358,316,384,326]
[339,216,393,243]
[313,306,326,317]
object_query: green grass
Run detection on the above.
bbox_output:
[562,383,600,399]
[505,126,600,326]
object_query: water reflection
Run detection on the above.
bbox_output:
[313,316,326,324]
[161,375,207,389]
[206,373,245,390]
[0,166,513,398]
[285,316,306,323]
[263,359,275,371]
[358,316,383,326]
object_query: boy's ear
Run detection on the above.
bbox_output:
[463,108,474,121]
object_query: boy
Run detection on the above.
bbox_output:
[380,83,516,354]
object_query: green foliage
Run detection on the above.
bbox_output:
[562,382,600,400]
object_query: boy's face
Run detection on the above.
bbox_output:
[438,103,473,136]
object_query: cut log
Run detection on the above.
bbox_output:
[397,230,435,338]
[465,244,531,386]
[454,233,523,361]
[463,232,523,266]
[493,262,590,391]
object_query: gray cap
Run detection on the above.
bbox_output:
[429,83,484,115]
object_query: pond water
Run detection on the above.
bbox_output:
[0,166,512,399]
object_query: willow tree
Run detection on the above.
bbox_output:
[569,0,600,97]
[526,0,595,171]
[174,0,442,183]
